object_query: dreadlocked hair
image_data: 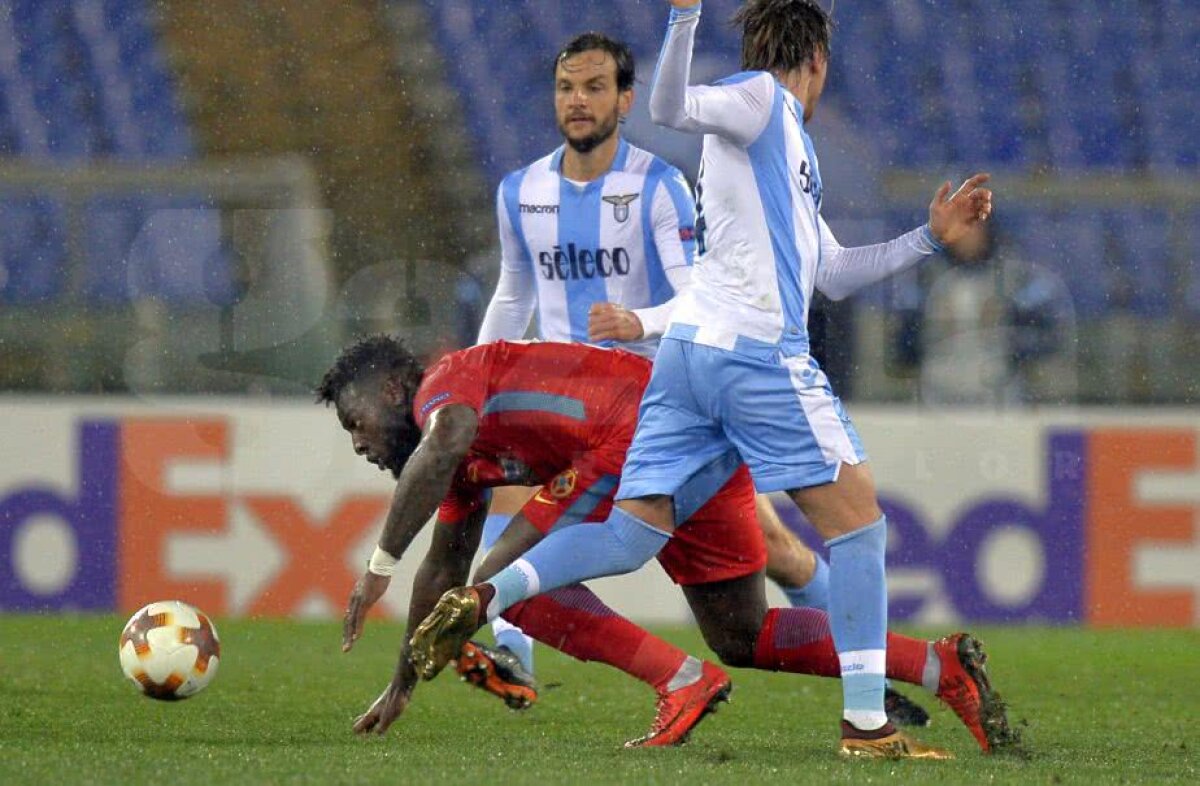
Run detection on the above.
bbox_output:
[315,334,424,406]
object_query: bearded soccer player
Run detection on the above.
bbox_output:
[470,29,937,724]
[327,336,1013,753]
[413,0,1012,759]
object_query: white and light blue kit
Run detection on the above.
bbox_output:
[477,138,697,359]
[619,4,945,499]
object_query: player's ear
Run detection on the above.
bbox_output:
[618,87,634,120]
[380,375,405,406]
[810,49,828,79]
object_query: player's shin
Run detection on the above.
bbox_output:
[505,586,688,691]
[484,507,670,621]
[482,513,535,672]
[750,606,935,688]
[826,516,889,731]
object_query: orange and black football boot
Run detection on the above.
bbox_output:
[455,641,538,710]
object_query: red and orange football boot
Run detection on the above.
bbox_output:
[624,660,732,748]
[455,641,538,710]
[933,633,1020,753]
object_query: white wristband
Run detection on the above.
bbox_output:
[367,545,398,577]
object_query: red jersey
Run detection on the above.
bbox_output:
[412,341,651,530]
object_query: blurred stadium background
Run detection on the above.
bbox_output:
[0,1,1196,631]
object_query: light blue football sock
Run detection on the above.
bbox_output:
[826,516,889,730]
[486,506,670,620]
[479,513,535,672]
[781,552,830,612]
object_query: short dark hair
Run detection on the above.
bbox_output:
[733,0,832,75]
[315,334,424,406]
[555,32,635,92]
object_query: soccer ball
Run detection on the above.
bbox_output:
[118,600,221,701]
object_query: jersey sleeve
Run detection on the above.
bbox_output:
[631,172,697,338]
[477,176,537,343]
[814,216,944,301]
[411,350,490,428]
[651,168,696,272]
[648,7,774,146]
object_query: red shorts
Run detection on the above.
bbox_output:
[521,456,766,587]
[657,465,766,585]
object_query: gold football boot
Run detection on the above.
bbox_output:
[838,723,954,760]
[409,586,484,680]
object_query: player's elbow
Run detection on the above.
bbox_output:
[427,406,479,461]
[815,280,850,303]
[648,98,683,130]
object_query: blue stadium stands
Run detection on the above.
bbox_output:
[0,0,223,305]
[421,0,1197,320]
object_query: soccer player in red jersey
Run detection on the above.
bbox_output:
[325,336,1015,752]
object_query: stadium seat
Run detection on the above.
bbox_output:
[0,0,213,305]
[0,198,67,303]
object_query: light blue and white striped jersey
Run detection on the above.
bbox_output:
[650,10,826,359]
[487,138,697,358]
[647,8,945,360]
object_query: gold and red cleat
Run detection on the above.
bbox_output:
[624,660,732,748]
[838,721,954,760]
[410,586,486,680]
[455,641,538,710]
[933,632,1021,753]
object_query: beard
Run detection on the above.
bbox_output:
[560,113,619,154]
[381,417,423,479]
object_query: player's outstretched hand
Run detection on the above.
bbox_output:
[353,680,413,736]
[928,173,992,247]
[342,571,390,653]
[588,302,645,343]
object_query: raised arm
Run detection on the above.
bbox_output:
[648,2,774,146]
[477,179,537,343]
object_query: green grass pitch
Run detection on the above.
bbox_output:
[1,615,1196,784]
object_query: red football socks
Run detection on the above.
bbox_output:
[504,584,687,691]
[752,607,928,685]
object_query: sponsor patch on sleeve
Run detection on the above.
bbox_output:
[419,392,452,416]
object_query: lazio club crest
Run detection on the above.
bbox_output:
[602,193,639,223]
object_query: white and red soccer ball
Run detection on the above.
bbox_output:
[118,600,221,701]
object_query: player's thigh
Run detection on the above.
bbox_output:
[474,517,546,583]
[787,460,883,540]
[720,353,867,495]
[520,450,625,535]
[616,341,729,503]
[489,486,538,516]
[659,464,767,588]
